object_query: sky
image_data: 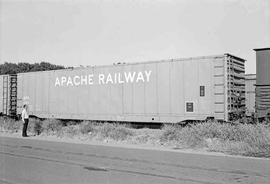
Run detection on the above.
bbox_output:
[0,0,269,74]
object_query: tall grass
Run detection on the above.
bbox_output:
[41,119,64,135]
[160,122,270,157]
[79,121,96,134]
[0,117,22,133]
[79,121,134,141]
[1,117,270,157]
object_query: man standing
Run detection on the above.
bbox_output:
[21,104,29,137]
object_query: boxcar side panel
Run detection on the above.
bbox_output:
[0,75,11,116]
[256,49,270,85]
[132,65,145,115]
[144,63,158,115]
[0,75,6,114]
[157,62,170,114]
[197,59,215,116]
[183,60,199,116]
[245,75,256,116]
[122,64,133,115]
[0,76,4,114]
[17,56,228,122]
[170,61,182,115]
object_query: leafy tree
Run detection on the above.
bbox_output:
[0,62,65,75]
[17,62,32,72]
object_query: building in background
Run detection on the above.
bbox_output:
[245,74,256,116]
[254,48,270,118]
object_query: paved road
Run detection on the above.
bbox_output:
[0,136,269,184]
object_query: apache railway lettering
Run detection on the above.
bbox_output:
[54,70,152,87]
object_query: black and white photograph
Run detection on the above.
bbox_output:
[0,0,269,183]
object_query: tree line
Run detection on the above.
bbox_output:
[0,62,66,75]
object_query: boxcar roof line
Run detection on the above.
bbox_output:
[253,47,270,51]
[17,53,245,75]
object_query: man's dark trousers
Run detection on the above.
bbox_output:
[22,119,29,137]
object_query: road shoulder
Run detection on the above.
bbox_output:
[1,131,269,160]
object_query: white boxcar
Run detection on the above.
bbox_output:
[0,74,17,116]
[254,48,270,118]
[16,54,245,123]
[0,75,8,115]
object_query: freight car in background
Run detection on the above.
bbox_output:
[1,53,246,123]
[245,74,256,116]
[0,74,17,116]
[254,48,270,119]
